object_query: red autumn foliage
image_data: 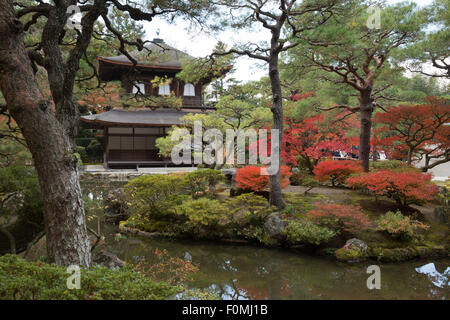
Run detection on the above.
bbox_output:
[346,170,439,207]
[250,114,357,174]
[374,96,450,169]
[77,83,122,112]
[251,93,358,174]
[308,203,372,234]
[313,160,363,186]
[235,165,292,192]
[282,114,355,171]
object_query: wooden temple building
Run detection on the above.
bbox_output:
[80,38,228,168]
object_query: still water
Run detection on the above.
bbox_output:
[83,183,449,300]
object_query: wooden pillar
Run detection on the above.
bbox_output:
[104,127,109,169]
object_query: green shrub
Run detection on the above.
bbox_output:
[226,194,274,242]
[370,160,412,171]
[174,198,228,231]
[76,146,88,163]
[183,169,225,197]
[290,172,319,193]
[174,193,273,238]
[283,220,336,246]
[376,210,429,240]
[124,174,187,220]
[289,171,303,186]
[301,176,319,194]
[0,254,179,300]
[226,193,273,226]
[171,193,273,240]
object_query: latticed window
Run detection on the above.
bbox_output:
[158,84,170,95]
[132,83,145,94]
[184,83,195,96]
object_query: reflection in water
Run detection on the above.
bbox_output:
[82,181,449,300]
[415,263,450,289]
[101,237,450,300]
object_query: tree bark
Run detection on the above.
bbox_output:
[407,148,413,166]
[359,89,373,172]
[0,1,91,267]
[268,55,285,209]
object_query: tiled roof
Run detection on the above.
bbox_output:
[80,109,201,127]
[99,41,192,69]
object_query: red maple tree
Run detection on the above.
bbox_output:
[346,170,439,207]
[375,96,450,171]
[313,159,363,186]
[236,165,292,192]
[250,114,357,174]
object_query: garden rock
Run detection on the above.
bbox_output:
[344,238,368,253]
[93,250,125,269]
[263,212,286,239]
[335,238,368,263]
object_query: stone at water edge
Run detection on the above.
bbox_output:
[335,238,369,263]
[263,212,286,239]
[93,250,125,269]
[344,238,369,253]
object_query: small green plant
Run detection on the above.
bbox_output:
[283,220,336,246]
[289,171,303,186]
[289,172,319,194]
[301,176,319,194]
[76,146,88,163]
[376,210,429,240]
[183,169,225,197]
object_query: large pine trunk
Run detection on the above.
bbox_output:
[359,89,373,172]
[268,55,285,209]
[0,1,91,267]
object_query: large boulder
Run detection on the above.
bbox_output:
[263,212,286,239]
[335,238,368,263]
[103,188,129,224]
[344,238,368,253]
[93,250,125,269]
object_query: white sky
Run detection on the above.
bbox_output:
[141,0,435,83]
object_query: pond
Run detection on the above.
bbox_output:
[82,180,450,300]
